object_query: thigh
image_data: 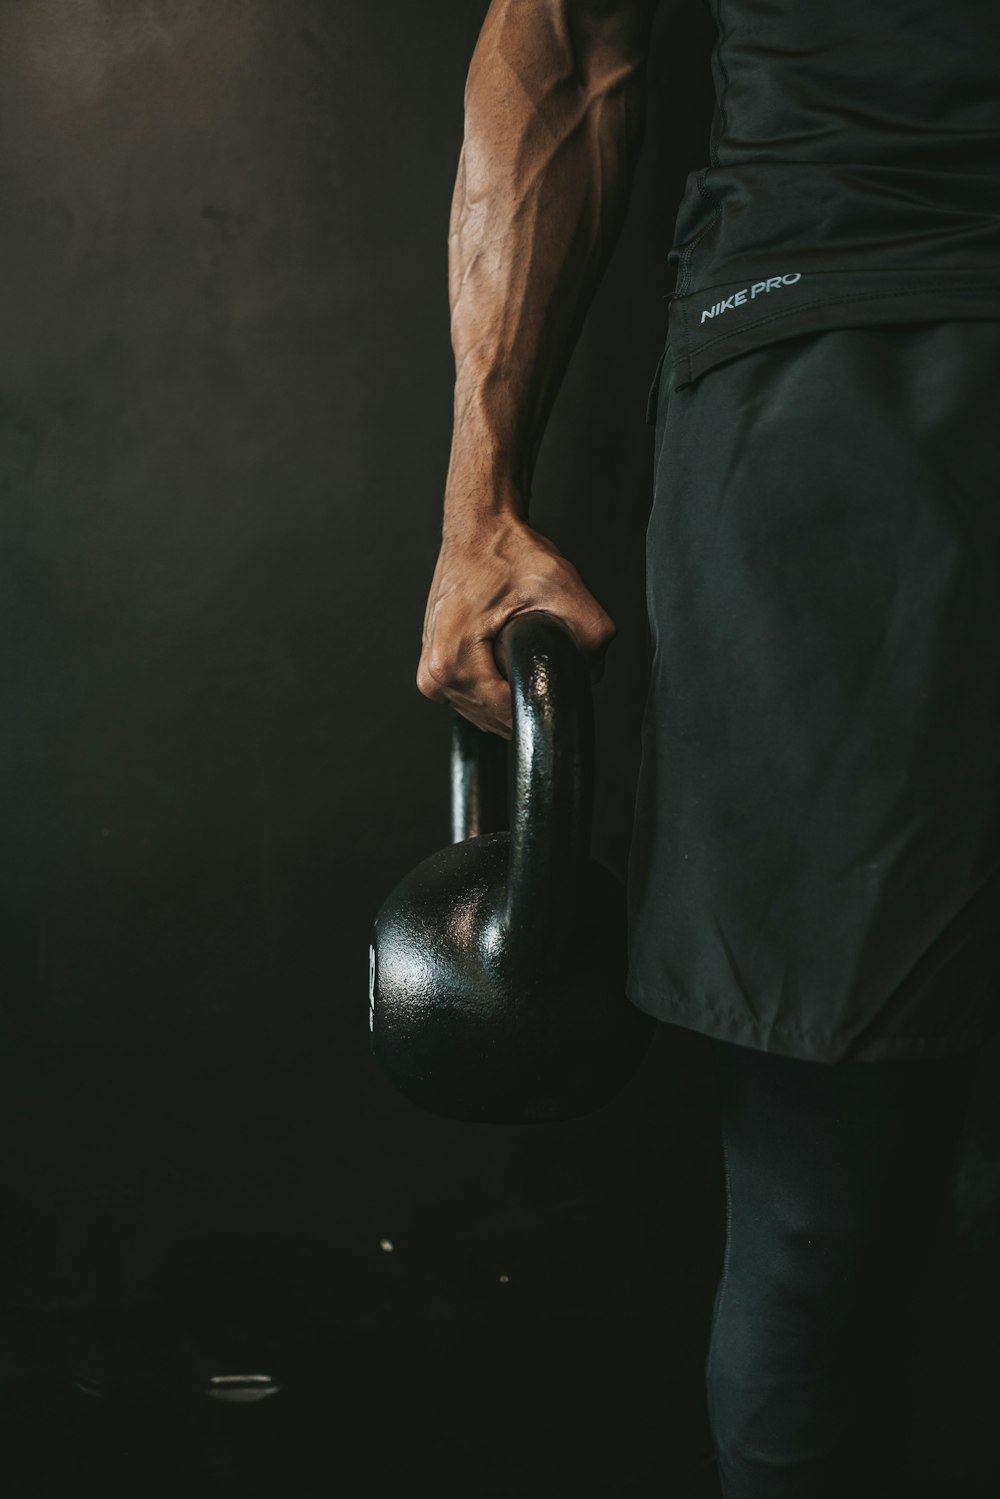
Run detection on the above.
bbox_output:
[710,1038,982,1232]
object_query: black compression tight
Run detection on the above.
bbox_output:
[705,1037,982,1499]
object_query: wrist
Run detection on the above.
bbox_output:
[443,448,530,533]
[441,482,528,543]
[445,374,535,519]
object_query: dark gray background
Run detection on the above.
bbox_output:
[0,3,993,1493]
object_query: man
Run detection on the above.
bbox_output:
[416,3,1000,1492]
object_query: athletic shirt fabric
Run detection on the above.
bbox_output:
[660,0,1000,392]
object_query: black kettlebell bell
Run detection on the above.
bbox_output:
[368,608,655,1124]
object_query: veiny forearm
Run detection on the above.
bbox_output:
[443,0,653,536]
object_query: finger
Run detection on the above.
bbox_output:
[450,673,513,739]
[420,641,514,739]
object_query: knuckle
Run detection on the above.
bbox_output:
[424,652,452,684]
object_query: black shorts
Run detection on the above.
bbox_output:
[624,319,1000,1062]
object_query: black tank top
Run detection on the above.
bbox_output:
[663,0,1000,389]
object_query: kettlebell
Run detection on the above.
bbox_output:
[368,608,656,1124]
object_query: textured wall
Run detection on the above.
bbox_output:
[0,5,730,1483]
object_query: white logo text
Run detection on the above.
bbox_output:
[699,272,802,324]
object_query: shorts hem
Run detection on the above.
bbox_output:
[624,973,989,1064]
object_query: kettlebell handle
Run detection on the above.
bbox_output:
[449,608,594,976]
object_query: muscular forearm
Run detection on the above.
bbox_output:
[443,0,656,536]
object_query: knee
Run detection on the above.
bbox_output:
[705,1211,891,1479]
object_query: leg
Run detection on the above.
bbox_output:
[705,1037,981,1499]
